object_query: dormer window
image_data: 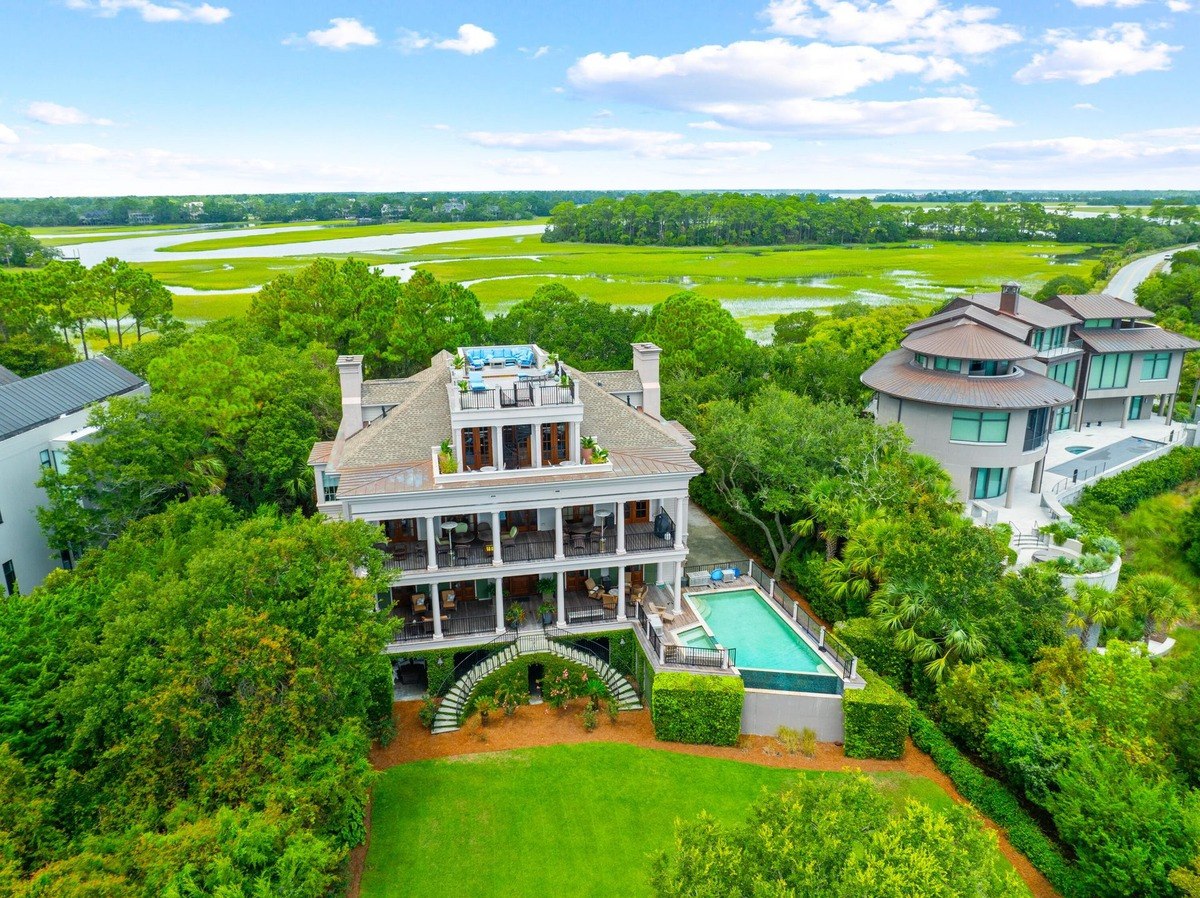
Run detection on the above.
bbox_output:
[1083,318,1115,329]
[968,360,1006,376]
[932,356,962,372]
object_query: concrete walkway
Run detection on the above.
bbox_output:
[687,504,747,567]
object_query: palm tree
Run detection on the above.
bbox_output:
[870,579,985,681]
[1067,583,1132,650]
[1121,574,1191,641]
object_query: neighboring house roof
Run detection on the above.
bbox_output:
[950,292,1080,329]
[0,364,21,386]
[906,305,1031,342]
[862,349,1076,409]
[1079,326,1200,354]
[584,370,643,394]
[0,356,146,441]
[902,321,1037,361]
[1048,294,1155,321]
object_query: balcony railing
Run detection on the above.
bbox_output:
[1037,339,1083,359]
[451,376,577,413]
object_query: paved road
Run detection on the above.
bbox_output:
[1106,244,1197,302]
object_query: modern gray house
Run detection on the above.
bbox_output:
[863,283,1200,506]
[0,357,148,595]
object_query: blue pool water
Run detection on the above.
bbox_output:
[699,589,833,675]
[677,626,717,650]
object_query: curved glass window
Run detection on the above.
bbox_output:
[951,411,1010,443]
[971,467,1008,500]
[933,356,962,372]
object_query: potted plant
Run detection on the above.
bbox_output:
[476,696,494,726]
[505,602,526,630]
[537,601,555,626]
[591,447,609,465]
[453,353,466,370]
[437,438,456,474]
[581,436,597,464]
[537,578,556,623]
[457,379,469,393]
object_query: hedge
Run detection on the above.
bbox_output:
[908,706,1085,898]
[651,671,744,746]
[836,617,910,683]
[843,670,910,759]
[367,655,396,745]
[1073,446,1200,515]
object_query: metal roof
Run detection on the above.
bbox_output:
[1047,294,1155,321]
[0,356,146,441]
[862,349,1076,409]
[908,305,1031,342]
[1079,325,1200,354]
[0,364,20,386]
[901,321,1037,361]
[950,292,1080,329]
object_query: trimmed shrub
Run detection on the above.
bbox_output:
[836,617,910,682]
[651,671,744,746]
[367,655,396,745]
[1073,446,1200,515]
[466,653,604,718]
[843,670,910,759]
[908,706,1085,898]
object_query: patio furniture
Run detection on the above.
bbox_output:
[584,578,603,599]
[631,584,648,604]
[440,590,457,611]
[411,593,429,615]
[571,532,587,551]
[648,601,675,623]
[468,370,487,392]
[477,521,492,540]
[501,526,518,546]
[600,592,618,611]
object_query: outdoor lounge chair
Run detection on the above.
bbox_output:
[468,370,487,392]
[500,526,518,546]
[411,593,429,615]
[440,590,457,611]
[648,601,676,623]
[601,592,618,611]
[584,577,604,600]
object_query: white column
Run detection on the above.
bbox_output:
[431,587,443,640]
[556,570,567,627]
[617,564,627,621]
[672,562,683,614]
[616,504,626,555]
[554,506,565,559]
[493,425,503,471]
[674,496,686,550]
[533,424,543,468]
[495,577,506,634]
[492,510,503,566]
[679,496,690,546]
[425,515,438,571]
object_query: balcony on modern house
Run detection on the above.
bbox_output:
[1037,339,1083,360]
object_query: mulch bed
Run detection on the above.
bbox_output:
[346,700,1057,898]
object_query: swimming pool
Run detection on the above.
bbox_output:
[677,626,717,650]
[694,588,840,693]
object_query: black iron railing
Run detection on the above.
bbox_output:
[458,390,496,410]
[436,629,515,697]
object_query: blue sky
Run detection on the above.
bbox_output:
[1,0,1197,195]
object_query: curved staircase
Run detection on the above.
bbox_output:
[431,629,642,734]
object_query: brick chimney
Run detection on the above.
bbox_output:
[631,342,662,421]
[1000,283,1020,316]
[336,355,364,438]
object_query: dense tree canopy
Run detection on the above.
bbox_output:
[0,498,392,896]
[38,323,339,553]
[652,773,1026,898]
[0,223,59,267]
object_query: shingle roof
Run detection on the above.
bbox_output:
[323,352,698,498]
[0,364,20,386]
[362,378,416,407]
[1079,326,1200,354]
[584,370,643,394]
[951,292,1080,329]
[1048,294,1155,321]
[862,349,1075,409]
[907,305,1031,342]
[902,321,1036,361]
[0,356,146,441]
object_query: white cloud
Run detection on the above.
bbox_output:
[0,124,18,145]
[688,120,728,130]
[697,96,1009,135]
[971,134,1200,170]
[520,45,551,59]
[287,17,378,51]
[430,123,452,131]
[569,39,952,104]
[1167,0,1191,10]
[1015,23,1177,85]
[65,0,229,24]
[593,109,614,118]
[761,0,1021,55]
[465,126,771,159]
[26,101,114,126]
[1070,0,1146,6]
[396,29,432,52]
[434,24,497,55]
[1073,102,1100,110]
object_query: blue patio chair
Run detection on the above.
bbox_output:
[468,370,487,392]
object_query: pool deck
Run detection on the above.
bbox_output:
[975,414,1192,537]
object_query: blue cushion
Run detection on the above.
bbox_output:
[711,569,724,582]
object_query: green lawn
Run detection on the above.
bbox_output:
[360,742,1017,898]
